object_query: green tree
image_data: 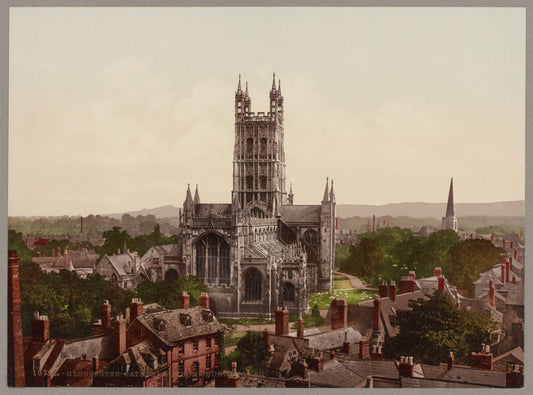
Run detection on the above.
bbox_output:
[384,291,497,365]
[342,238,383,278]
[446,239,504,296]
[234,331,270,373]
[8,229,33,261]
[97,227,134,259]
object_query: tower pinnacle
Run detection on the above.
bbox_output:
[446,178,455,217]
[322,177,330,203]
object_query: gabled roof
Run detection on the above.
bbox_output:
[306,327,362,351]
[105,253,137,276]
[244,239,287,259]
[436,366,506,387]
[493,346,524,364]
[280,205,321,223]
[307,358,367,388]
[136,306,223,346]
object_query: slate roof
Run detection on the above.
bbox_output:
[493,346,524,365]
[238,374,288,388]
[505,285,524,306]
[106,253,138,276]
[244,239,286,259]
[416,276,461,300]
[196,203,232,217]
[69,248,99,268]
[136,306,223,346]
[52,359,95,387]
[436,366,506,387]
[306,327,362,351]
[307,358,367,387]
[280,205,321,223]
[400,377,490,388]
[101,340,167,378]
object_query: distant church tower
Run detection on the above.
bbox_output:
[442,177,458,232]
[232,73,286,217]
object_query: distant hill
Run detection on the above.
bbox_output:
[102,205,179,220]
[336,201,524,219]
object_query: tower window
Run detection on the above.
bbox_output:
[195,233,230,285]
[244,268,262,301]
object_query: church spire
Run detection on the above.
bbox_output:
[322,177,330,203]
[194,184,200,205]
[184,183,194,208]
[237,74,242,92]
[278,79,281,94]
[445,177,455,217]
[245,81,249,97]
[330,179,335,204]
[271,72,276,92]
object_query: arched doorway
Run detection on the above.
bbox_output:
[243,268,262,301]
[195,233,230,285]
[281,281,295,303]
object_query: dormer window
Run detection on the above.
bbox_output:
[202,309,214,323]
[180,313,192,327]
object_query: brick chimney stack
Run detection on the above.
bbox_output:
[434,267,442,277]
[342,330,350,354]
[359,339,370,359]
[200,292,209,309]
[129,298,144,324]
[263,330,270,347]
[399,276,415,294]
[373,296,381,331]
[506,364,524,388]
[489,280,495,307]
[92,356,100,373]
[297,312,304,339]
[506,260,511,284]
[447,351,454,370]
[32,312,50,343]
[101,300,111,330]
[398,356,415,377]
[378,281,388,298]
[388,280,397,302]
[512,275,516,284]
[408,271,416,280]
[330,298,348,330]
[501,264,506,284]
[113,319,127,357]
[8,250,25,387]
[275,307,289,336]
[181,291,190,309]
[438,276,445,292]
[470,344,493,370]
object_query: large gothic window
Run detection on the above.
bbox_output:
[244,268,262,301]
[303,229,318,245]
[195,233,230,285]
[260,138,267,157]
[246,138,253,157]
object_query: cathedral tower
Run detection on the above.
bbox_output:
[232,74,286,217]
[442,177,458,232]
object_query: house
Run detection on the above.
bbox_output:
[139,243,184,282]
[94,249,141,289]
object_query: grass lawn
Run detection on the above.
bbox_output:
[308,288,376,310]
[223,330,247,348]
[334,273,354,289]
[218,317,272,326]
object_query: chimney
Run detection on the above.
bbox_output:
[408,271,416,280]
[181,291,190,309]
[92,356,99,373]
[36,251,40,257]
[101,300,111,330]
[275,307,289,336]
[64,252,69,269]
[372,215,375,232]
[129,298,144,324]
[434,267,442,277]
[438,276,445,292]
[8,250,25,387]
[514,250,517,260]
[330,298,348,330]
[342,330,350,354]
[510,241,513,249]
[491,233,494,241]
[113,319,127,357]
[506,364,524,388]
[370,345,383,360]
[81,216,83,234]
[388,280,397,302]
[199,292,209,309]
[378,281,388,298]
[359,339,370,359]
[399,276,415,294]
[32,312,50,343]
[470,345,493,370]
[489,280,495,307]
[297,312,304,339]
[262,330,270,347]
[373,296,381,331]
[398,356,415,377]
[506,261,511,284]
[501,264,506,284]
[447,351,454,370]
[308,354,324,372]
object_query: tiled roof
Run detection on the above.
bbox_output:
[307,358,367,387]
[505,285,524,306]
[136,306,223,346]
[306,327,362,351]
[106,253,137,276]
[101,340,167,378]
[280,205,321,223]
[400,377,490,388]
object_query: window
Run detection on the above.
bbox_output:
[282,282,295,303]
[178,342,184,354]
[195,233,230,285]
[206,354,211,370]
[244,268,262,301]
[180,313,192,327]
[303,229,318,245]
[246,138,253,157]
[193,338,199,351]
[178,361,184,376]
[215,334,220,346]
[134,328,142,337]
[206,335,211,349]
[191,361,199,381]
[153,257,159,265]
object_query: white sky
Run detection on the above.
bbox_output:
[8,7,525,216]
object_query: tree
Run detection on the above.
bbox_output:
[234,331,270,373]
[97,227,134,259]
[342,237,383,278]
[446,239,504,296]
[384,291,497,365]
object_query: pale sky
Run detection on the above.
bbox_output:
[8,7,525,217]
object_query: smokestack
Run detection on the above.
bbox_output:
[501,264,506,284]
[513,276,516,284]
[181,291,190,309]
[8,250,25,387]
[342,330,350,354]
[408,271,416,280]
[92,356,99,372]
[263,330,270,347]
[359,339,370,360]
[506,261,511,284]
[399,276,415,294]
[81,216,83,234]
[372,215,375,233]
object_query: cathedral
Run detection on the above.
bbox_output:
[176,74,336,318]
